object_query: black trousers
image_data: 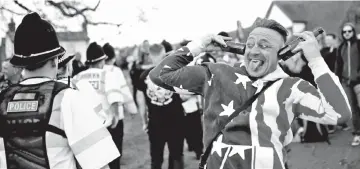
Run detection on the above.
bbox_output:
[184,110,203,155]
[108,120,124,169]
[148,122,184,169]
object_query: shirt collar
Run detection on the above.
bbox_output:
[252,65,288,88]
[237,63,288,87]
[20,77,54,85]
[260,64,289,81]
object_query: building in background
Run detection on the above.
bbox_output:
[57,23,90,63]
[264,1,354,36]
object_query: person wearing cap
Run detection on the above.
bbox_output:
[0,12,119,169]
[57,54,75,85]
[72,52,86,77]
[102,42,138,167]
[74,42,124,169]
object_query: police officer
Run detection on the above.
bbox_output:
[0,13,119,169]
[102,43,138,165]
[74,42,124,169]
[57,54,75,86]
[102,43,137,116]
[57,54,111,126]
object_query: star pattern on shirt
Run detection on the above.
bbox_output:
[178,48,184,51]
[211,135,228,157]
[208,74,214,86]
[228,145,252,159]
[234,73,251,90]
[173,85,194,95]
[219,100,235,117]
[239,62,245,67]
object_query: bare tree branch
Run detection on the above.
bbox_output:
[47,0,122,27]
[87,20,122,27]
[1,0,122,30]
[13,0,33,13]
[0,7,26,15]
[46,0,100,17]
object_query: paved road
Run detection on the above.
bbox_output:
[287,129,360,169]
[120,114,360,169]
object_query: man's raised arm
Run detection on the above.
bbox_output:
[149,45,207,95]
[290,31,351,125]
[149,35,231,95]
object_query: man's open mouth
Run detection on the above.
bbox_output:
[249,59,265,71]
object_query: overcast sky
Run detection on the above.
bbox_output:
[1,0,273,47]
[90,0,273,47]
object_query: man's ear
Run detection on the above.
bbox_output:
[15,67,23,74]
[50,58,57,68]
[277,42,286,59]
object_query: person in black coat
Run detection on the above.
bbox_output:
[334,23,360,146]
[320,33,338,72]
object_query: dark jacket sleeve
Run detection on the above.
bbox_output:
[149,47,211,95]
[335,43,344,81]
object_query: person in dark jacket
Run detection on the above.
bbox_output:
[136,44,185,169]
[320,33,339,133]
[321,33,338,71]
[335,22,360,146]
[130,40,152,107]
[71,52,86,77]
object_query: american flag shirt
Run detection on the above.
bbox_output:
[149,47,352,169]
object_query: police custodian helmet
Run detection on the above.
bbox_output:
[10,12,66,68]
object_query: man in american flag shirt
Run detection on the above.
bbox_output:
[149,19,352,169]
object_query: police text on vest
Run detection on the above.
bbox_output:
[7,101,39,113]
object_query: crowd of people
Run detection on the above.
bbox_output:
[0,11,358,169]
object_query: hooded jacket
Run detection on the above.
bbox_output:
[335,22,360,83]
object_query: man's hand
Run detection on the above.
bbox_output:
[103,113,115,128]
[110,116,119,129]
[142,121,148,133]
[292,31,322,63]
[279,52,306,74]
[187,34,232,56]
[103,118,112,128]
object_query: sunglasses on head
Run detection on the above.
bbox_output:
[343,30,353,34]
